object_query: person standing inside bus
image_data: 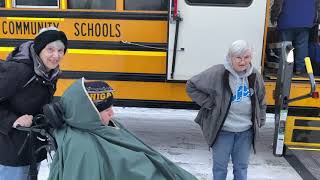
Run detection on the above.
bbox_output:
[270,0,320,75]
[0,27,68,180]
[186,40,266,180]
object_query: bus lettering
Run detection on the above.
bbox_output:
[115,24,121,37]
[1,21,59,35]
[74,22,121,38]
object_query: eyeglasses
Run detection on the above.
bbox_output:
[233,55,252,63]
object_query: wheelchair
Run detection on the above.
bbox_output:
[15,102,64,180]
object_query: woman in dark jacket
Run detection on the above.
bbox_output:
[0,27,68,180]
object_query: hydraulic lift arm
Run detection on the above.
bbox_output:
[273,42,319,156]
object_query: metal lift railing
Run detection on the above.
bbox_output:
[272,41,319,157]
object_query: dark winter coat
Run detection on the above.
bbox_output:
[186,64,266,152]
[0,41,60,166]
[271,0,320,29]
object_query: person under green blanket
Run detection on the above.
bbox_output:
[48,78,197,180]
[85,80,115,127]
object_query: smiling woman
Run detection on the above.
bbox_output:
[39,41,65,71]
[0,27,68,180]
[33,27,68,71]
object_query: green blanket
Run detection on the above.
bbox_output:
[48,78,197,180]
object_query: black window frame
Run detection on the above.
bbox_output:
[0,0,5,7]
[13,0,59,8]
[67,0,116,10]
[185,0,253,7]
[124,0,168,11]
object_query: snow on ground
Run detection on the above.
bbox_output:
[38,107,301,180]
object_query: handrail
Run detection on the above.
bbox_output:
[170,13,182,79]
[288,57,319,103]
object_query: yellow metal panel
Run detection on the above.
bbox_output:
[68,49,165,56]
[261,0,271,71]
[61,53,166,73]
[285,116,320,148]
[264,82,275,105]
[6,17,64,21]
[58,80,320,106]
[288,147,320,151]
[56,79,190,101]
[5,0,11,8]
[285,116,295,144]
[286,142,320,148]
[265,81,320,108]
[60,0,67,10]
[0,47,165,56]
[0,17,167,43]
[116,0,124,11]
[0,47,14,52]
[0,51,10,60]
[305,57,313,74]
[294,126,320,131]
[0,48,166,74]
[1,47,318,107]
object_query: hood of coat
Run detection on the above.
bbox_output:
[60,78,106,130]
[224,60,253,79]
[6,41,34,66]
[223,60,253,96]
[6,41,60,82]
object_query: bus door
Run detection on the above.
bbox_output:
[167,0,268,80]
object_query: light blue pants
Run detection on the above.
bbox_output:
[212,129,253,180]
[0,164,40,180]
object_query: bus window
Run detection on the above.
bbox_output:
[67,0,116,10]
[0,0,4,7]
[14,0,59,8]
[124,0,168,11]
[186,0,252,6]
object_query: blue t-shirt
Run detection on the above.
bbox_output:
[278,0,316,29]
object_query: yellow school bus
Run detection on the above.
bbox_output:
[0,0,319,149]
[0,0,317,109]
[0,0,175,107]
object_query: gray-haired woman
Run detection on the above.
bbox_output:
[186,40,266,180]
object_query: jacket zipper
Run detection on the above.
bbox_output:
[249,74,257,153]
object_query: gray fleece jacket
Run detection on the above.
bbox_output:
[186,64,266,151]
